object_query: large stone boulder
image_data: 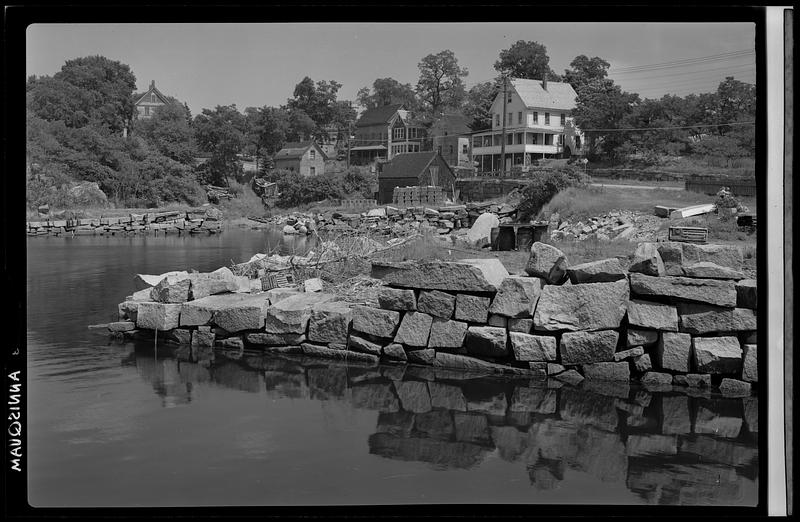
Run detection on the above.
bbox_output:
[508,318,533,333]
[307,301,352,344]
[180,293,271,331]
[718,378,751,397]
[559,330,618,365]
[301,343,379,364]
[533,280,629,332]
[628,242,665,276]
[627,300,678,331]
[582,362,630,382]
[351,305,401,338]
[150,273,192,303]
[454,294,491,323]
[433,352,497,374]
[629,273,737,307]
[136,302,182,331]
[656,242,685,276]
[736,279,757,309]
[627,328,658,347]
[677,303,757,334]
[466,212,500,247]
[742,343,757,383]
[428,319,468,349]
[693,336,743,374]
[133,270,189,291]
[371,259,508,292]
[613,346,644,362]
[417,290,456,319]
[377,287,417,311]
[245,332,305,346]
[265,293,336,334]
[488,276,544,318]
[347,335,383,356]
[464,326,509,357]
[656,332,692,372]
[508,332,557,362]
[407,348,436,365]
[382,343,408,363]
[682,243,743,271]
[681,262,745,280]
[188,272,239,300]
[394,312,434,347]
[566,258,627,284]
[525,242,568,284]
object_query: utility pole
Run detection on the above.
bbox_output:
[346,101,353,170]
[500,74,509,178]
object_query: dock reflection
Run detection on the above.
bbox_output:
[129,344,759,505]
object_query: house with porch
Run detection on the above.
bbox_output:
[350,104,426,166]
[273,141,327,177]
[470,78,585,175]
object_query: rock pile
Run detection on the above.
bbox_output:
[27,208,223,237]
[548,210,664,243]
[110,240,757,395]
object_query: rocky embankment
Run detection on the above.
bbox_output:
[109,240,758,395]
[26,207,224,237]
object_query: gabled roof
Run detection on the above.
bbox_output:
[134,81,172,106]
[274,141,327,160]
[356,104,404,127]
[429,112,472,136]
[511,78,578,110]
[379,151,450,180]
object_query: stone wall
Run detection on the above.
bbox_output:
[27,208,223,237]
[111,240,757,395]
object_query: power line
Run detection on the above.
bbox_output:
[611,64,755,81]
[579,121,754,132]
[609,49,754,73]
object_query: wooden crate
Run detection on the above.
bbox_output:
[261,270,294,291]
[668,226,708,243]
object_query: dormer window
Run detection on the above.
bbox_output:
[150,93,156,103]
[310,149,316,160]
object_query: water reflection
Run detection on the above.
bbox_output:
[128,344,759,505]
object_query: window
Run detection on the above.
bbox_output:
[150,93,156,103]
[560,113,566,126]
[393,127,405,140]
[462,144,469,154]
[495,114,500,127]
[508,113,512,125]
[533,111,538,124]
[558,135,564,145]
[144,106,150,116]
[518,112,523,125]
[449,145,454,155]
[545,113,550,125]
[310,166,316,176]
[409,127,417,139]
[506,133,513,145]
[516,133,523,145]
[473,136,482,148]
[507,93,512,103]
[310,149,316,160]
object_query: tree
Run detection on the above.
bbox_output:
[27,55,137,133]
[463,80,500,131]
[416,50,469,119]
[245,106,291,159]
[135,100,196,164]
[572,78,640,158]
[193,105,246,186]
[286,109,317,142]
[563,55,610,91]
[357,78,418,110]
[494,41,560,81]
[286,77,343,127]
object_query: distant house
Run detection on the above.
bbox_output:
[350,104,426,166]
[377,151,456,204]
[273,141,327,176]
[471,77,585,174]
[429,112,473,171]
[133,80,172,120]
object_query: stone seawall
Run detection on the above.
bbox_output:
[27,208,223,237]
[110,240,758,396]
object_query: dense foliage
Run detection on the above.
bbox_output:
[265,168,374,208]
[517,167,589,221]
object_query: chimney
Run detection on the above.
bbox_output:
[542,73,548,91]
[150,80,155,90]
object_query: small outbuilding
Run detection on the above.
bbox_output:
[377,151,456,205]
[273,141,327,177]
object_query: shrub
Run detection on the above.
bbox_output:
[517,167,589,221]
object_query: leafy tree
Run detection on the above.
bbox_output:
[135,101,197,164]
[357,78,419,110]
[517,167,588,221]
[286,77,343,127]
[193,105,246,186]
[563,55,610,90]
[463,80,499,131]
[27,55,137,133]
[286,109,317,142]
[494,40,560,81]
[244,106,291,159]
[416,50,469,119]
[572,78,640,158]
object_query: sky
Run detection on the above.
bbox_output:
[26,23,756,115]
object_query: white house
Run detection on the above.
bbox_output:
[471,78,585,174]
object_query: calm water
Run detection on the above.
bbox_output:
[26,227,759,507]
